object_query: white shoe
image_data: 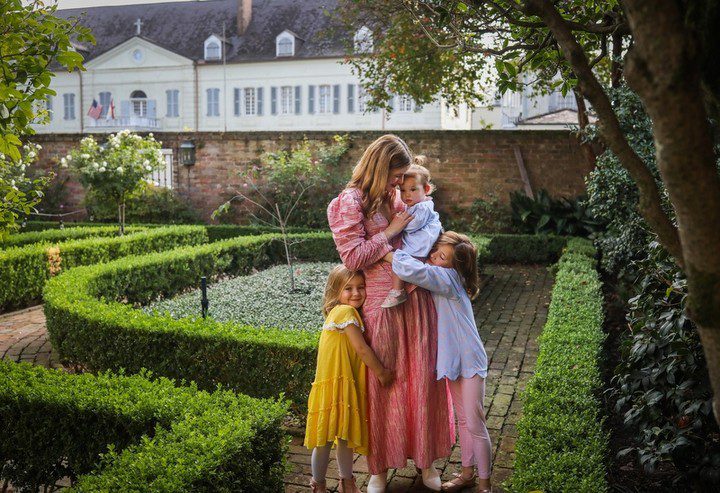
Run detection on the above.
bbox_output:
[366,473,387,493]
[421,467,442,492]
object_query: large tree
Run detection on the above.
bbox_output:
[339,0,720,422]
[0,0,92,235]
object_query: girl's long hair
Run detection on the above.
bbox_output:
[435,231,480,300]
[346,134,412,217]
[322,265,364,317]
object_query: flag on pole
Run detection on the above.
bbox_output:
[107,98,115,120]
[87,99,103,120]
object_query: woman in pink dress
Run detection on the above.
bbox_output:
[327,135,453,493]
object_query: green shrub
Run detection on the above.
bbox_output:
[205,224,317,242]
[478,234,568,264]
[0,225,208,311]
[510,189,603,237]
[509,238,608,492]
[0,360,287,492]
[0,225,146,249]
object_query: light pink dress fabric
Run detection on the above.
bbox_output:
[327,188,454,474]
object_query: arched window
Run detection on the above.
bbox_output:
[205,41,220,60]
[277,36,293,56]
[130,90,147,116]
[354,26,373,54]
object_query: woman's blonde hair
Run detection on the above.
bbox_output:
[322,265,364,316]
[434,231,480,300]
[403,156,436,194]
[346,134,412,217]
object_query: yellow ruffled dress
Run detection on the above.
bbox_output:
[304,304,368,454]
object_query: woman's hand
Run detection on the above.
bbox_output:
[378,368,394,387]
[384,211,413,240]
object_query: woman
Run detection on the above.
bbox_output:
[327,135,453,493]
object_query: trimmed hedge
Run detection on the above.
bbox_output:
[0,225,208,312]
[509,238,608,492]
[0,225,146,249]
[483,233,567,264]
[0,360,287,492]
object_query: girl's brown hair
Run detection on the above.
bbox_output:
[322,265,364,316]
[403,156,436,194]
[435,231,480,299]
[346,134,412,217]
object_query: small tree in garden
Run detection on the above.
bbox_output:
[65,131,165,235]
[213,135,349,291]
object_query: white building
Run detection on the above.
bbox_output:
[34,0,579,135]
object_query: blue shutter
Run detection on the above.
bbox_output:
[347,84,355,113]
[121,100,131,118]
[308,85,315,114]
[333,84,340,114]
[295,85,301,114]
[166,91,172,117]
[234,88,241,116]
[271,86,277,115]
[147,100,157,119]
[257,87,263,115]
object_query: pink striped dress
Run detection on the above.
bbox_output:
[327,188,453,474]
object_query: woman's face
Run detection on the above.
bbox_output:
[386,166,410,195]
[339,274,366,309]
[428,244,455,268]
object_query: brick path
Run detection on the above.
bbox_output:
[0,264,553,493]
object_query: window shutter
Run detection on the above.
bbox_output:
[414,100,422,113]
[333,84,340,114]
[147,100,157,119]
[347,84,355,113]
[295,85,301,114]
[166,91,172,117]
[121,100,131,118]
[234,88,241,116]
[257,87,264,115]
[47,96,53,121]
[271,86,277,115]
[308,85,315,114]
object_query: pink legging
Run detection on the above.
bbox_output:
[447,375,493,479]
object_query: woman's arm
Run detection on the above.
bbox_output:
[345,324,394,387]
[391,250,458,297]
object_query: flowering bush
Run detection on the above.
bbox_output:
[65,130,165,234]
[0,143,51,239]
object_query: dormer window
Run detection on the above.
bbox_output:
[204,35,222,61]
[354,26,373,54]
[276,31,296,57]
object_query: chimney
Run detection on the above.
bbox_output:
[237,0,252,35]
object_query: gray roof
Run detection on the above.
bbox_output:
[56,0,347,64]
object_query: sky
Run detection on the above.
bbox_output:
[38,0,204,9]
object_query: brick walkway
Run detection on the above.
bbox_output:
[0,264,553,493]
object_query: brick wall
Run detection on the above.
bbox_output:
[30,130,591,222]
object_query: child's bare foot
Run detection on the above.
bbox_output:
[381,289,407,308]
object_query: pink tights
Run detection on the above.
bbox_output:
[447,375,493,479]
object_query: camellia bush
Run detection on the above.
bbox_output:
[65,131,166,235]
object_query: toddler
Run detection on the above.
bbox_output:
[381,158,443,308]
[304,266,393,493]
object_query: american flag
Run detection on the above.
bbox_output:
[106,98,115,120]
[87,99,103,120]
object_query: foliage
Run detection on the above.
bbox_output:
[612,242,720,485]
[480,233,567,265]
[66,131,166,234]
[84,181,200,225]
[0,225,145,249]
[0,143,52,239]
[510,238,608,492]
[0,360,287,492]
[440,194,515,234]
[148,262,335,330]
[0,225,207,311]
[510,189,603,237]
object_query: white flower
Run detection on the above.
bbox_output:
[36,144,42,150]
[102,161,107,167]
[28,151,36,159]
[92,162,99,168]
[66,155,72,161]
[116,167,124,174]
[60,158,67,167]
[99,167,106,172]
[81,153,90,159]
[143,159,150,166]
[145,165,152,171]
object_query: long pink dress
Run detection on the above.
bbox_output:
[327,188,453,474]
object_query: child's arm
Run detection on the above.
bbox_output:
[403,204,432,233]
[391,249,458,297]
[344,324,394,387]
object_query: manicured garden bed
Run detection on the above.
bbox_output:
[0,360,287,492]
[0,224,146,249]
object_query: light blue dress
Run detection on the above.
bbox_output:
[402,198,443,257]
[392,250,488,381]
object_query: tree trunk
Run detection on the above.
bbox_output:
[573,89,597,168]
[611,30,623,88]
[276,204,295,292]
[622,0,720,424]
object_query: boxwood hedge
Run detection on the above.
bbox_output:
[509,238,608,492]
[0,225,208,312]
[0,225,146,249]
[0,360,287,492]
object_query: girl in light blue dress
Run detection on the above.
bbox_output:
[384,231,492,493]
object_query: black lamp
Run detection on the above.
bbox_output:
[180,140,196,166]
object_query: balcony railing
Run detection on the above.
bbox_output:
[86,116,160,131]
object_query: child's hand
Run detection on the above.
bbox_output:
[378,368,394,387]
[383,251,394,263]
[384,211,413,240]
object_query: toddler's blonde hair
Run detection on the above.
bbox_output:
[403,156,436,194]
[322,265,364,316]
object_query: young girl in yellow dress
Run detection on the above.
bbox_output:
[304,265,394,493]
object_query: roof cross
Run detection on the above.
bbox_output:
[134,18,143,35]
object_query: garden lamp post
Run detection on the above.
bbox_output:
[180,140,196,166]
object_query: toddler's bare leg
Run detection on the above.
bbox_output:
[381,272,408,308]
